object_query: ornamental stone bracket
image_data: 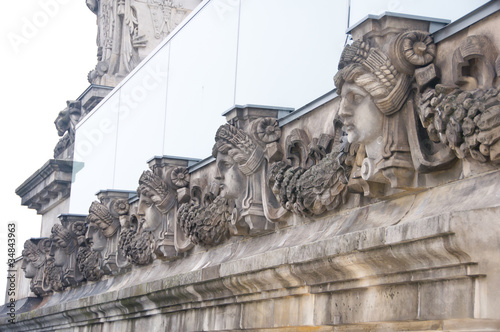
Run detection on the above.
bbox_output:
[15,159,74,215]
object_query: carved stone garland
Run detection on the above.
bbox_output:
[269,128,353,216]
[178,194,231,247]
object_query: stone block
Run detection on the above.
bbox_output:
[315,284,418,325]
[385,214,451,245]
[419,278,475,320]
[241,300,276,329]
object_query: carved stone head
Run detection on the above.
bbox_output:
[22,238,50,279]
[137,170,171,231]
[86,201,120,245]
[212,124,264,200]
[50,221,86,266]
[335,31,437,189]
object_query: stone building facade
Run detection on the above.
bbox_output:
[2,1,500,331]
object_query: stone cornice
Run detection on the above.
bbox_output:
[1,210,491,330]
[15,159,74,214]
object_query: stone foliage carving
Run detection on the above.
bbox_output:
[118,219,154,266]
[24,21,500,298]
[178,194,231,246]
[76,246,103,281]
[42,259,65,293]
[418,86,500,162]
[269,128,353,216]
[22,238,51,296]
[418,35,500,163]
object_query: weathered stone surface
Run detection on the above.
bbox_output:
[5,5,500,332]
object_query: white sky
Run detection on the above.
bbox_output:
[0,1,96,302]
[0,0,490,303]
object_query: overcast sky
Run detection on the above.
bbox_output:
[0,0,490,303]
[0,1,96,301]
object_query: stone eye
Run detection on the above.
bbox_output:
[353,94,364,104]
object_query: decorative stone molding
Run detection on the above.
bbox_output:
[15,159,74,215]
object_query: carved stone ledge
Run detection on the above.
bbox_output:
[15,159,74,215]
[6,207,497,330]
[78,84,113,115]
[222,104,293,131]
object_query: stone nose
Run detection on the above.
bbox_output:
[338,98,352,120]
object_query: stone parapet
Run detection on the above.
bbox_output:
[4,170,500,330]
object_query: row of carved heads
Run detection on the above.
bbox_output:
[24,31,500,294]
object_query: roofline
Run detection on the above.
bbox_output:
[433,0,500,43]
[346,11,450,34]
[279,89,338,127]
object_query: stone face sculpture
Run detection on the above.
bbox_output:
[334,38,416,190]
[333,31,453,195]
[117,162,190,265]
[21,238,51,296]
[212,121,275,234]
[78,200,122,280]
[22,15,500,302]
[49,218,87,288]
